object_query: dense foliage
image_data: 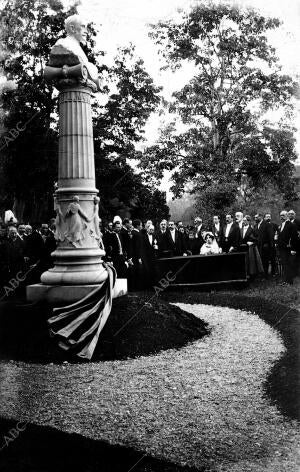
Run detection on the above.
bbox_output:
[140,3,299,216]
[0,0,168,223]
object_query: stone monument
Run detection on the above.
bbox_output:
[27,15,127,304]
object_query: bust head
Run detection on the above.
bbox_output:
[65,15,87,45]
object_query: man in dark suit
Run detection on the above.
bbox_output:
[288,210,300,277]
[25,223,47,282]
[221,214,240,253]
[105,221,128,278]
[189,217,206,254]
[239,215,257,250]
[26,223,45,265]
[130,219,143,290]
[167,221,188,256]
[277,210,297,285]
[40,223,57,271]
[120,218,133,261]
[157,219,172,258]
[210,215,223,247]
[131,219,143,262]
[254,213,274,277]
[264,213,278,276]
[140,224,158,287]
[1,226,27,295]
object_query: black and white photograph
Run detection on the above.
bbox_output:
[0,0,300,470]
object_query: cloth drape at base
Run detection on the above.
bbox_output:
[47,264,116,360]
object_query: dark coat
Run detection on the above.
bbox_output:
[131,229,142,261]
[1,237,26,281]
[210,223,224,247]
[221,222,241,252]
[238,226,257,251]
[290,219,300,252]
[179,230,191,254]
[253,221,274,254]
[104,231,127,277]
[188,225,206,255]
[26,231,45,264]
[156,230,173,258]
[120,227,133,259]
[277,220,297,251]
[167,229,187,256]
[41,232,57,271]
[140,233,157,286]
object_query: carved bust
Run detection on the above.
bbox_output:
[49,14,98,83]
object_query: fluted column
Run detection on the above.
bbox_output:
[58,88,95,189]
[40,77,107,286]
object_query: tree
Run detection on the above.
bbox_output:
[140,3,298,214]
[0,0,164,222]
[235,177,285,221]
[92,45,163,220]
[0,0,79,221]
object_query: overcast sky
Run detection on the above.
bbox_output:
[76,0,300,192]
[77,0,300,76]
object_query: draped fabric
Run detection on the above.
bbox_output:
[47,263,116,360]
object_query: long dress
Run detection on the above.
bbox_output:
[48,263,116,360]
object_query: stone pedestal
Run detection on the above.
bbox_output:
[27,279,127,305]
[27,65,114,303]
[41,84,106,286]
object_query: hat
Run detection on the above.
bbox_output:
[203,231,214,240]
[113,215,122,223]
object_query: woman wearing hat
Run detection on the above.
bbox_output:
[200,232,222,255]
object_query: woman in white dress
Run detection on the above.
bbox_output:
[200,232,222,255]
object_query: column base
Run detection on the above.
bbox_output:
[40,247,107,286]
[26,279,127,306]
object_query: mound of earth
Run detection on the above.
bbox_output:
[0,293,209,363]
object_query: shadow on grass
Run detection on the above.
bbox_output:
[0,416,200,472]
[162,291,300,422]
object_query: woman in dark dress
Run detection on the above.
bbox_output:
[239,215,264,277]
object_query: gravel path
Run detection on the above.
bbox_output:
[1,303,300,471]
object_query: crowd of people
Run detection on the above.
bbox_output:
[0,220,57,293]
[102,210,300,288]
[0,209,299,295]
